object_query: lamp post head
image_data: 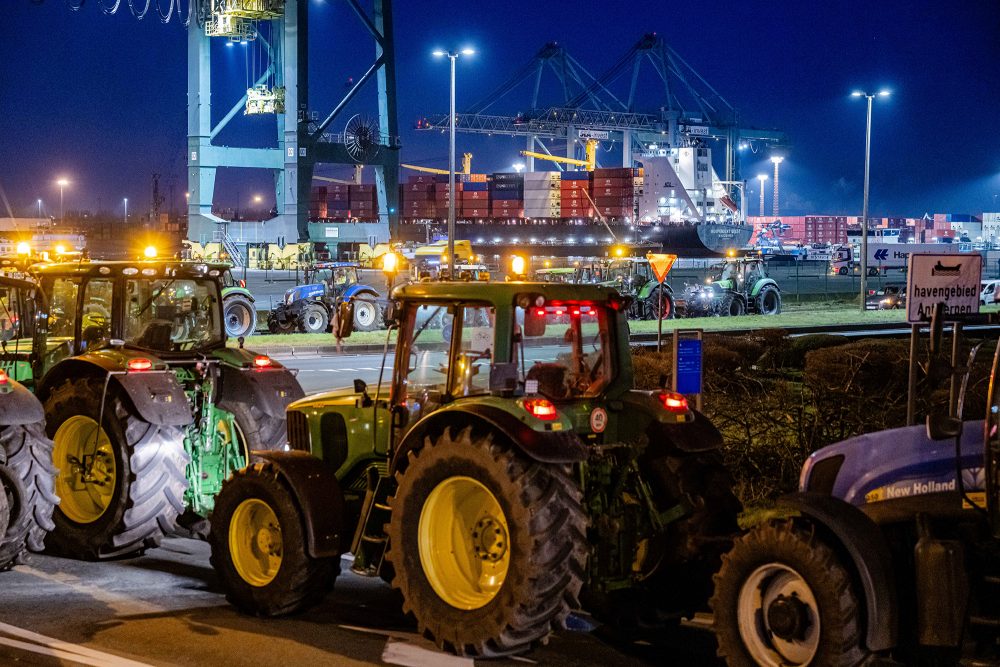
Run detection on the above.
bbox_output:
[757,174,769,182]
[851,91,864,98]
[878,90,891,97]
[460,48,475,56]
[56,178,69,188]
[770,156,784,165]
[432,49,446,57]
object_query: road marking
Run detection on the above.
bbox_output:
[0,621,152,667]
[17,565,167,616]
[381,639,473,667]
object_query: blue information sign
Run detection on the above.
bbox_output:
[676,339,702,395]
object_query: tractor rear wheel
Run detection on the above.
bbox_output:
[299,304,329,334]
[352,297,384,332]
[0,423,57,571]
[644,286,674,320]
[224,295,256,339]
[44,378,188,559]
[757,286,782,315]
[386,426,587,657]
[711,519,869,667]
[0,479,9,561]
[210,462,337,616]
[720,294,745,317]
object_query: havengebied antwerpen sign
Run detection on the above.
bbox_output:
[906,253,982,322]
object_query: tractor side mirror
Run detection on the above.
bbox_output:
[523,307,547,337]
[337,301,354,338]
[926,414,963,441]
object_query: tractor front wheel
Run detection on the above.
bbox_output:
[386,427,587,657]
[644,287,674,320]
[209,462,337,616]
[711,519,868,667]
[298,304,329,334]
[44,378,188,559]
[0,423,57,571]
[224,295,256,339]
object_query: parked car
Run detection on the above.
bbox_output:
[981,279,1000,305]
[865,282,906,310]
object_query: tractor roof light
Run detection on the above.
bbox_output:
[127,358,153,372]
[144,245,157,259]
[15,242,31,256]
[253,355,273,368]
[658,391,689,413]
[522,397,558,421]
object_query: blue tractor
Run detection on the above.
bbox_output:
[267,262,383,334]
[712,307,1000,665]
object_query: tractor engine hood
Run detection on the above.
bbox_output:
[799,421,985,506]
[285,283,324,305]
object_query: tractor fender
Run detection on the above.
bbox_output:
[0,380,44,426]
[779,492,898,652]
[223,287,255,303]
[393,403,588,474]
[342,285,380,301]
[750,278,779,298]
[219,364,305,419]
[638,282,672,301]
[651,409,724,453]
[250,450,345,559]
[37,357,192,426]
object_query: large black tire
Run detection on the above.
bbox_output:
[352,296,384,332]
[267,308,297,335]
[644,286,675,320]
[219,400,288,452]
[386,426,588,657]
[838,266,849,276]
[0,423,57,571]
[711,519,869,667]
[224,295,256,339]
[209,461,338,616]
[757,285,782,316]
[298,304,329,334]
[0,480,9,556]
[43,378,189,559]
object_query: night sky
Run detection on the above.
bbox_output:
[2,0,998,219]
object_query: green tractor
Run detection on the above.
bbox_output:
[0,260,303,559]
[209,280,740,656]
[0,272,57,571]
[681,257,782,318]
[578,258,675,320]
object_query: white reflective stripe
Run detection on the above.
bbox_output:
[0,622,152,667]
[381,639,474,667]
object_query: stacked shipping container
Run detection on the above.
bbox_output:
[560,171,592,218]
[327,184,350,218]
[591,167,642,220]
[309,186,328,219]
[490,173,524,219]
[523,171,561,219]
[460,176,489,219]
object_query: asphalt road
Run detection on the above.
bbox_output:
[0,539,720,666]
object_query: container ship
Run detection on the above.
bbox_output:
[307,148,752,258]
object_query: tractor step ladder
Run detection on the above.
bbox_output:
[213,230,246,268]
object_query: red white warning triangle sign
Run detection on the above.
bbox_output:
[646,253,677,283]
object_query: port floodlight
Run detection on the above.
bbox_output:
[381,252,398,274]
[144,245,158,259]
[56,178,69,187]
[851,91,863,97]
[54,244,66,255]
[432,49,445,57]
[878,90,891,97]
[16,242,30,255]
[770,156,784,165]
[756,174,768,182]
[510,255,527,278]
[461,48,476,56]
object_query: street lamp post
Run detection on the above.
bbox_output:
[852,89,891,311]
[37,199,42,218]
[124,198,128,224]
[56,178,69,223]
[756,174,768,217]
[769,157,784,216]
[433,47,475,279]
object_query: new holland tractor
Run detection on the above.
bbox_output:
[711,307,1000,665]
[209,279,741,657]
[2,260,304,559]
[681,256,781,318]
[0,272,56,571]
[267,261,383,334]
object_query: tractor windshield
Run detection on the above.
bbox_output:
[518,302,612,400]
[123,278,224,353]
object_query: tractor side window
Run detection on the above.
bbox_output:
[48,278,79,341]
[80,279,114,352]
[452,306,495,397]
[396,304,452,425]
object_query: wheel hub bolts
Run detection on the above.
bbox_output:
[472,517,507,562]
[767,593,810,641]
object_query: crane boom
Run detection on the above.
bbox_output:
[401,153,472,176]
[519,140,597,171]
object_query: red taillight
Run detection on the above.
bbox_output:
[128,358,153,372]
[535,308,546,316]
[0,369,9,385]
[254,355,273,368]
[523,398,558,421]
[658,391,688,413]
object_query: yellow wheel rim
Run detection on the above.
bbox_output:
[229,498,283,587]
[418,476,510,610]
[52,415,116,524]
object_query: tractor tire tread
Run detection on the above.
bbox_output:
[0,422,57,570]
